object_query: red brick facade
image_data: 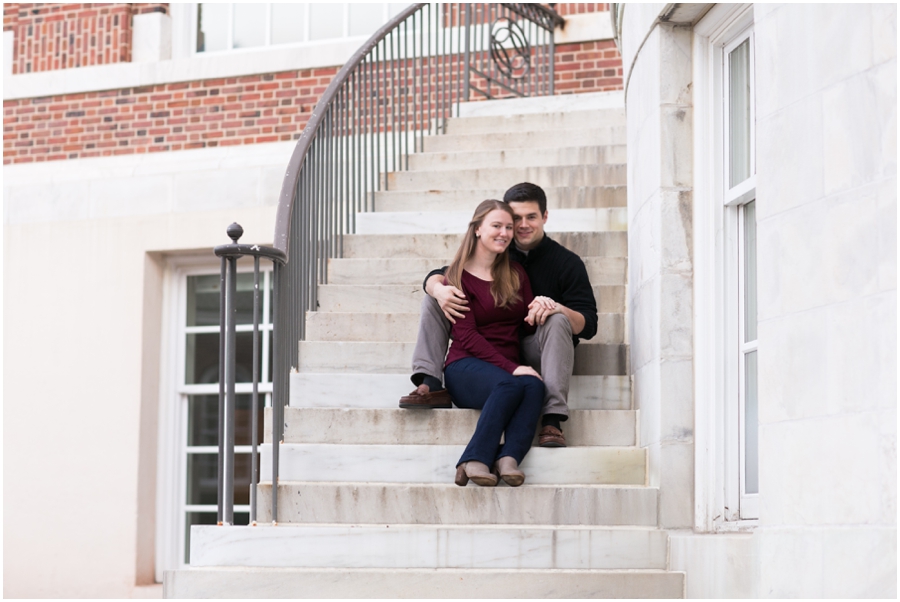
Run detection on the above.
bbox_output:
[3,3,623,164]
[4,3,168,74]
[555,3,610,16]
[556,40,623,94]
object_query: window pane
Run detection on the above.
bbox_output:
[234,3,267,49]
[744,200,757,342]
[186,454,218,505]
[198,3,229,52]
[187,273,260,327]
[272,3,307,44]
[188,394,265,447]
[186,274,220,327]
[744,350,759,494]
[309,3,344,41]
[728,38,751,188]
[349,3,383,36]
[185,332,262,384]
[186,453,256,505]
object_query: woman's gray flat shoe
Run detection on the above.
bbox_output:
[462,461,498,487]
[495,456,525,487]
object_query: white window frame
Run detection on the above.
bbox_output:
[155,255,274,581]
[693,2,759,533]
[191,3,406,54]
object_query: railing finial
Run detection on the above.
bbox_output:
[227,222,244,244]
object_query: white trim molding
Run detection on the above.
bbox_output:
[692,2,759,533]
[3,35,366,100]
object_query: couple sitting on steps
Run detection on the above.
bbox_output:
[399,182,598,488]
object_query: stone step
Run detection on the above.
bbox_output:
[374,185,627,211]
[342,231,628,259]
[165,567,685,599]
[297,341,628,376]
[327,256,627,286]
[406,145,627,172]
[289,373,632,411]
[316,284,624,314]
[445,109,626,135]
[266,408,637,446]
[385,164,626,191]
[255,482,656,526]
[260,444,646,485]
[422,126,627,152]
[356,207,627,235]
[304,311,625,345]
[188,523,664,570]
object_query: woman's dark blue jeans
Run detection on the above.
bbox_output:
[444,357,545,468]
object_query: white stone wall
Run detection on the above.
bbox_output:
[622,4,696,530]
[753,3,896,597]
[2,143,288,597]
[623,2,896,597]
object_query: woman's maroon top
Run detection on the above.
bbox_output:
[444,263,535,374]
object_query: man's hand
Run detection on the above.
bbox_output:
[513,365,542,380]
[525,296,560,326]
[432,282,469,324]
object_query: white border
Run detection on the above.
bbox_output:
[692,2,759,533]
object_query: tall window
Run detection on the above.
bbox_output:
[723,26,758,521]
[157,264,273,579]
[693,3,759,531]
[196,3,410,52]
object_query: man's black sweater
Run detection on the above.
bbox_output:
[423,234,598,346]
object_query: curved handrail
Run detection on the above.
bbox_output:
[273,3,562,256]
[272,3,425,256]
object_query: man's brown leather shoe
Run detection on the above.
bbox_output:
[399,385,452,409]
[538,425,566,447]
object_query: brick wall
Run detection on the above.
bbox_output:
[556,40,623,94]
[3,68,338,163]
[555,4,610,16]
[3,3,623,164]
[3,3,168,74]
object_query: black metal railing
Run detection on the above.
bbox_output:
[214,223,286,525]
[217,3,563,525]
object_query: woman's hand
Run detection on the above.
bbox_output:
[525,296,559,326]
[513,365,542,380]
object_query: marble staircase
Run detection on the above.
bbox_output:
[164,92,686,598]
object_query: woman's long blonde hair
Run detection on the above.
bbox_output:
[445,200,521,309]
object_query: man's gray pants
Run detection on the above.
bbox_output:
[410,295,575,418]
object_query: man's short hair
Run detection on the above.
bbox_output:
[503,182,547,214]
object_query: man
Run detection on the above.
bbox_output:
[398,182,598,447]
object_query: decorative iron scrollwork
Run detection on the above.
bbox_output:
[490,18,531,79]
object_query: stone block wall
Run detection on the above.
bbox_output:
[752,3,896,596]
[620,2,695,530]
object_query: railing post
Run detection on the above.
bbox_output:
[250,256,260,524]
[214,224,287,530]
[271,261,281,524]
[216,257,226,525]
[463,4,472,102]
[549,29,556,96]
[222,223,242,526]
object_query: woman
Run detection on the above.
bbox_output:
[443,200,545,487]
